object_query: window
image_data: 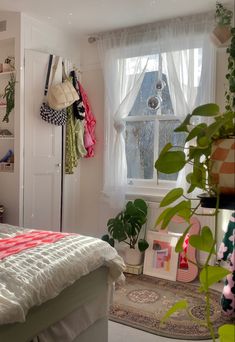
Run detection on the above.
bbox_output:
[124,49,202,188]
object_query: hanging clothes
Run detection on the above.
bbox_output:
[70,71,86,121]
[78,82,96,158]
[75,119,87,159]
[65,106,78,174]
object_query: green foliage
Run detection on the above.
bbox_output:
[225,26,235,111]
[155,103,235,197]
[2,74,16,123]
[189,226,216,254]
[104,199,149,251]
[101,234,115,247]
[161,300,188,324]
[215,2,233,26]
[199,266,231,291]
[155,12,235,340]
[218,324,235,342]
[160,188,184,207]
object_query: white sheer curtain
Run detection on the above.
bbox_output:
[97,34,151,209]
[97,13,215,209]
[160,26,216,193]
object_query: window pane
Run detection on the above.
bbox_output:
[158,120,185,180]
[125,121,155,179]
[128,71,174,116]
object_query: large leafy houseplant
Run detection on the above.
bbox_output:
[102,198,149,252]
[154,23,235,342]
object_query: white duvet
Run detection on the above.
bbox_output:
[0,224,125,325]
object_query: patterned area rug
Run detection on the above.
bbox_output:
[109,274,233,340]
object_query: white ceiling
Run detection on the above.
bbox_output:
[0,0,233,36]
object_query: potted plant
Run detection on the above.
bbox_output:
[102,198,149,265]
[2,73,16,123]
[154,22,235,342]
[212,1,233,45]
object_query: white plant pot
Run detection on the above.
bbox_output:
[124,248,143,266]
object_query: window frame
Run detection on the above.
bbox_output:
[124,114,183,194]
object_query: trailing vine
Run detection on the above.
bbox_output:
[2,74,16,123]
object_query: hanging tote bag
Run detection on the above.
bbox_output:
[40,55,67,126]
[48,59,79,110]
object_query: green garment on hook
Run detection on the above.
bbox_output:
[65,106,78,174]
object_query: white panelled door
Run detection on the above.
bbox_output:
[24,50,62,231]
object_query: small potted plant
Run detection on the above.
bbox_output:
[212,1,233,45]
[102,198,149,265]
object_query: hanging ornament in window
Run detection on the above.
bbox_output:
[147,95,162,110]
[156,80,166,91]
[147,54,164,111]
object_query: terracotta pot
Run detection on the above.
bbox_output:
[210,138,235,194]
[124,248,143,266]
[211,25,231,46]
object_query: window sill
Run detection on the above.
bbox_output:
[126,184,173,203]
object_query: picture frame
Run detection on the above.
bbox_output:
[143,231,179,281]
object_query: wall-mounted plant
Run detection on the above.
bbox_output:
[215,1,233,26]
[2,74,16,123]
[212,2,233,45]
[225,27,235,111]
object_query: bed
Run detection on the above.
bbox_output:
[0,224,125,342]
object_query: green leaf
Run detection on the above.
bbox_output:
[133,199,148,215]
[161,201,191,229]
[200,266,231,291]
[161,300,188,323]
[101,234,110,242]
[175,224,192,253]
[155,151,186,174]
[191,103,219,117]
[155,208,172,228]
[174,114,191,133]
[138,239,149,252]
[160,188,184,207]
[197,136,209,148]
[185,123,207,143]
[158,142,173,157]
[218,324,235,342]
[189,226,215,254]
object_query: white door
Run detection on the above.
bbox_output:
[24,50,62,231]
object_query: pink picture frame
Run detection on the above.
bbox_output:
[143,231,179,281]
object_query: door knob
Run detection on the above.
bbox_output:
[56,163,61,167]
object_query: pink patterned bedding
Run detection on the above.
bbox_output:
[0,230,70,260]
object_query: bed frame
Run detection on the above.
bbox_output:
[0,267,109,342]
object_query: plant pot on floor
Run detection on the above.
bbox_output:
[210,138,235,195]
[124,248,143,266]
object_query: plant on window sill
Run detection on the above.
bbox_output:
[154,25,235,342]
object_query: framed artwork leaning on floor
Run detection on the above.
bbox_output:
[143,231,179,281]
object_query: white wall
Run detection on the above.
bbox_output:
[21,14,82,231]
[77,38,109,237]
[79,36,229,243]
[0,11,81,228]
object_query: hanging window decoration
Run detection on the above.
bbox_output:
[147,54,165,111]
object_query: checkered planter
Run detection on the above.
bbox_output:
[211,138,235,194]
